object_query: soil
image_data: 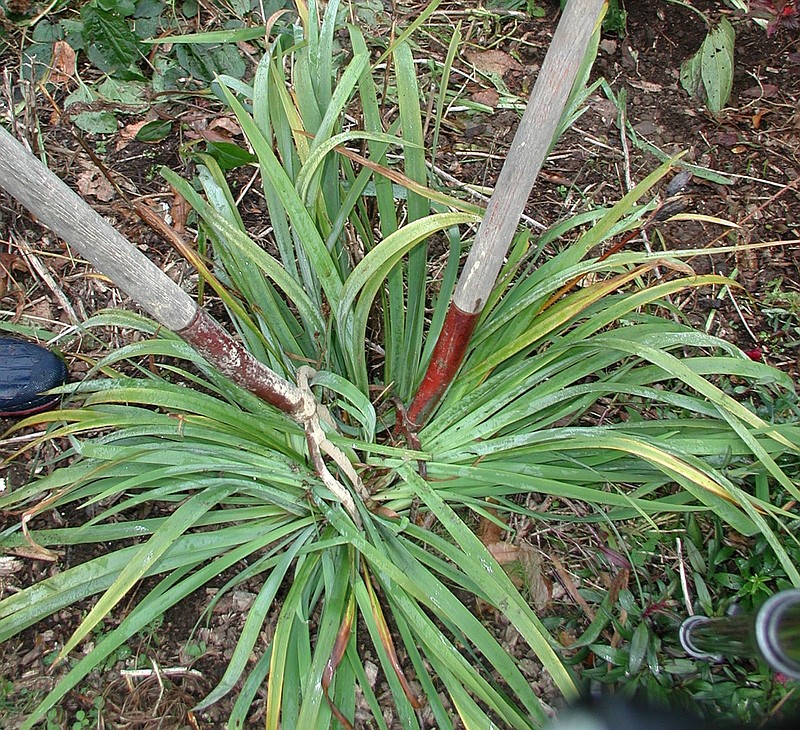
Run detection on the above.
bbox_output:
[1,1,799,728]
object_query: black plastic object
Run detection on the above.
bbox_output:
[0,337,68,416]
[546,696,799,730]
[546,697,710,730]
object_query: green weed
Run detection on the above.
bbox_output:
[1,1,799,728]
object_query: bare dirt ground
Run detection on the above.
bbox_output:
[1,1,799,727]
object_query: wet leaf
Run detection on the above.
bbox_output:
[701,18,735,113]
[205,141,258,170]
[81,4,142,76]
[681,17,734,115]
[628,621,649,675]
[175,43,246,82]
[72,110,118,135]
[136,119,173,142]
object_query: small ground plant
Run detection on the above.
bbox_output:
[1,1,799,728]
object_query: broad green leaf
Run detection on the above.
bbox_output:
[628,621,650,675]
[680,17,735,114]
[700,17,735,114]
[136,119,172,141]
[680,46,703,98]
[175,43,247,81]
[204,141,258,169]
[72,110,118,134]
[81,4,142,73]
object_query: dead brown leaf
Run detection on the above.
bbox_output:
[8,545,61,562]
[465,49,524,76]
[208,117,244,137]
[49,41,76,86]
[116,120,151,150]
[26,299,57,322]
[170,187,190,235]
[476,502,506,545]
[483,542,552,611]
[185,116,244,143]
[627,78,663,93]
[472,88,500,108]
[0,252,28,298]
[0,555,24,579]
[485,540,520,564]
[551,554,595,621]
[8,0,33,12]
[76,169,115,202]
[752,108,770,129]
[518,544,552,612]
[742,83,780,99]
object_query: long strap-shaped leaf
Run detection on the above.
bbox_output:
[0,125,310,420]
[407,0,608,425]
[0,122,367,523]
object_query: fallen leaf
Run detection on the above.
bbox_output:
[170,187,190,235]
[600,38,617,55]
[9,545,60,562]
[8,0,33,13]
[551,554,595,620]
[464,123,487,139]
[742,83,779,98]
[484,542,552,611]
[752,108,770,129]
[518,544,551,612]
[27,299,57,322]
[0,252,27,298]
[476,502,506,545]
[716,130,739,147]
[466,49,524,76]
[485,541,520,564]
[0,555,24,578]
[0,252,26,274]
[471,88,500,107]
[592,97,619,127]
[189,128,236,143]
[208,117,244,137]
[76,169,115,201]
[627,78,662,93]
[49,40,76,86]
[116,119,150,150]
